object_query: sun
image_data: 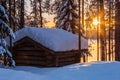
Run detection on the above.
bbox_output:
[93,18,99,25]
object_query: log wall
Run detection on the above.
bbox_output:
[12,37,87,67]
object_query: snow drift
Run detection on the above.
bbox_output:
[0,61,120,80]
[6,27,88,51]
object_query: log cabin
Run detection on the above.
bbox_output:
[8,27,88,67]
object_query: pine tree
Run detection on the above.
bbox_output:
[0,2,15,66]
[55,0,78,33]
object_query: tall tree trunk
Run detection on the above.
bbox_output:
[38,0,42,27]
[111,2,115,60]
[99,0,106,61]
[9,0,12,29]
[115,0,120,61]
[34,0,37,27]
[20,0,24,28]
[108,1,112,61]
[13,0,16,32]
[82,0,86,62]
[78,0,81,62]
[8,0,12,51]
[97,0,100,61]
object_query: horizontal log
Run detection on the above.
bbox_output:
[15,60,55,67]
[57,55,76,59]
[46,56,54,60]
[16,63,46,67]
[57,61,76,66]
[14,47,43,51]
[19,50,44,52]
[55,52,78,56]
[15,60,46,65]
[58,58,75,62]
[14,56,46,61]
[13,52,47,57]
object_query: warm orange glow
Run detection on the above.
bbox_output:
[45,20,55,28]
[93,18,99,25]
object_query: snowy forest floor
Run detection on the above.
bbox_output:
[0,61,120,80]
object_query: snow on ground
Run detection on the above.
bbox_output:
[6,27,88,51]
[0,61,120,80]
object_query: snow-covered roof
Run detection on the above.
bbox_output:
[7,27,88,51]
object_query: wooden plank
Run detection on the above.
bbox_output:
[14,47,44,51]
[14,56,46,61]
[15,60,46,65]
[46,55,54,59]
[55,52,78,56]
[16,63,46,67]
[58,61,76,66]
[58,58,75,62]
[15,60,55,67]
[57,54,76,58]
[13,52,46,57]
[14,50,45,53]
